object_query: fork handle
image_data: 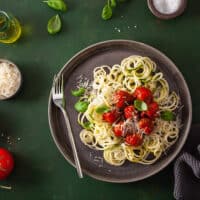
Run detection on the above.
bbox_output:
[61,108,83,178]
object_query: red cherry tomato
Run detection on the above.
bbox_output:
[124,105,136,119]
[139,118,154,135]
[0,148,14,180]
[113,121,124,137]
[102,109,120,124]
[141,102,159,118]
[114,90,134,108]
[133,87,153,104]
[125,133,143,146]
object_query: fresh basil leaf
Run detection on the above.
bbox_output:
[43,0,67,12]
[95,105,110,114]
[71,87,85,97]
[74,101,89,113]
[110,0,117,7]
[82,122,92,130]
[47,14,62,35]
[134,100,148,111]
[161,111,175,121]
[101,4,112,20]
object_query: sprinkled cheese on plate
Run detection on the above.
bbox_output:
[0,61,21,100]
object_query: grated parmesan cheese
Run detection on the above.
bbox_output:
[0,61,21,100]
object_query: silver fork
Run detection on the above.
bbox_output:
[52,74,83,178]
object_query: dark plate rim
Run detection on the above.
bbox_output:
[48,39,192,183]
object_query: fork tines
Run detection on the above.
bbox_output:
[52,74,64,95]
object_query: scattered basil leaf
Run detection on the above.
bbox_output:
[74,101,89,113]
[110,0,117,7]
[43,0,67,12]
[95,105,110,114]
[101,0,128,20]
[161,111,175,121]
[102,4,112,20]
[134,100,148,111]
[47,14,62,35]
[71,87,85,97]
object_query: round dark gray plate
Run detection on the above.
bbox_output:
[48,40,192,183]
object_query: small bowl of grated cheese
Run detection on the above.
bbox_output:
[0,59,22,100]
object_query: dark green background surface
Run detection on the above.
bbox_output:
[0,0,199,199]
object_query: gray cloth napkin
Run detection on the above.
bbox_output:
[174,125,200,200]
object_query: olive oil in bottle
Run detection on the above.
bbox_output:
[0,11,21,44]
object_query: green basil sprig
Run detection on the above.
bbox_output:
[74,101,89,113]
[43,0,67,12]
[161,110,175,121]
[134,100,148,111]
[71,88,85,97]
[95,105,110,114]
[47,14,62,34]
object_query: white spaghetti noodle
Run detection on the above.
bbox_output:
[77,56,180,166]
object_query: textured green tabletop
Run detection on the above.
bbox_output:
[0,0,200,199]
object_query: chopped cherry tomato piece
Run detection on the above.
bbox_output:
[102,109,120,124]
[0,148,14,180]
[133,87,153,104]
[125,133,143,146]
[114,90,134,108]
[141,102,159,118]
[139,118,154,135]
[113,121,124,137]
[124,105,136,119]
